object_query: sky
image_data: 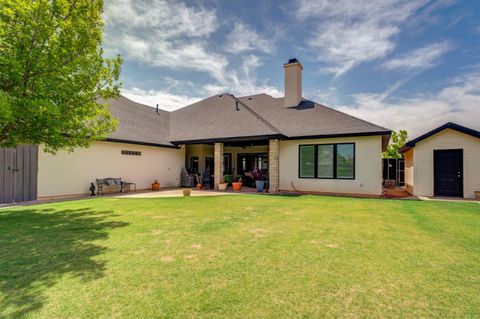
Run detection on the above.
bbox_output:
[102,0,480,137]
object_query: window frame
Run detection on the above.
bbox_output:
[298,143,355,180]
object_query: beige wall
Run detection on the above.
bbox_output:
[38,141,185,198]
[278,136,383,195]
[410,128,480,198]
[404,149,414,194]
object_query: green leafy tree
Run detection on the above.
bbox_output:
[383,130,409,159]
[0,0,122,152]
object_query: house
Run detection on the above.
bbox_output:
[0,59,392,203]
[400,122,480,199]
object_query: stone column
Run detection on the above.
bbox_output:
[214,142,224,190]
[269,139,279,193]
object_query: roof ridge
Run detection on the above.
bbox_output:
[229,94,282,135]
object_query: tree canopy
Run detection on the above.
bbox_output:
[383,130,409,159]
[0,0,122,152]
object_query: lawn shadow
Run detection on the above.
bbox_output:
[0,206,128,318]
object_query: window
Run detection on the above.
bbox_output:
[299,145,315,178]
[317,144,334,178]
[299,143,355,179]
[336,144,354,179]
[121,150,141,156]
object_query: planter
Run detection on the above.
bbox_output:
[182,188,191,196]
[196,183,203,190]
[151,182,160,191]
[218,183,228,191]
[475,191,480,200]
[232,182,243,192]
[255,180,264,192]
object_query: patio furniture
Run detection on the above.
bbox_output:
[96,178,135,195]
[180,167,195,187]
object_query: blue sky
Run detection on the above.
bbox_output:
[103,0,480,136]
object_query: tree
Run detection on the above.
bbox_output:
[383,130,408,159]
[0,0,122,152]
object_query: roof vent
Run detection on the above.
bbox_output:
[219,94,223,97]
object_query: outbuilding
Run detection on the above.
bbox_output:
[401,122,480,199]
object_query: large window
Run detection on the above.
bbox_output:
[299,145,315,178]
[299,143,355,179]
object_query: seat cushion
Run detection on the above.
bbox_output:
[114,178,122,185]
[105,178,116,186]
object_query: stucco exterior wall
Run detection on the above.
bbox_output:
[38,141,185,198]
[278,136,383,195]
[404,149,414,194]
[411,128,480,198]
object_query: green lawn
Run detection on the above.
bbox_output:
[1,195,479,318]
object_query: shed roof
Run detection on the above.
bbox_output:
[400,122,480,153]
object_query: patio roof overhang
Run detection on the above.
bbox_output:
[171,134,285,146]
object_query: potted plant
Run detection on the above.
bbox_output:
[218,177,228,191]
[196,183,203,190]
[232,177,243,192]
[183,188,191,196]
[475,191,480,200]
[251,166,265,192]
[151,179,160,191]
[224,175,232,186]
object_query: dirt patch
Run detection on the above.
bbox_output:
[132,248,145,255]
[191,243,202,250]
[160,256,175,262]
[324,243,338,249]
[184,254,197,260]
[249,228,269,237]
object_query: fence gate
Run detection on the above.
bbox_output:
[0,145,38,204]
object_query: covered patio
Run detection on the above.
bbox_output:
[182,137,279,192]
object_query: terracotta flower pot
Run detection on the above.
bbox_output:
[475,191,480,200]
[232,182,243,192]
[196,183,203,190]
[151,182,160,191]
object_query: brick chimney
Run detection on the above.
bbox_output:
[284,58,302,108]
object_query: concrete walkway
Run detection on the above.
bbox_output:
[122,189,244,198]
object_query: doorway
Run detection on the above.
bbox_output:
[434,149,463,197]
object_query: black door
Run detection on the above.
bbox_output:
[434,149,463,197]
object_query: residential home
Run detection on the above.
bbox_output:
[0,59,391,203]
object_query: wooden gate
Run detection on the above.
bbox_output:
[0,145,38,204]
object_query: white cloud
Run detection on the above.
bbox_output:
[382,41,452,71]
[122,87,202,111]
[295,0,450,77]
[103,0,228,82]
[335,72,480,136]
[224,22,274,54]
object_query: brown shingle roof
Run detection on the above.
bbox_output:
[105,96,175,147]
[103,93,390,148]
[169,94,281,143]
[238,94,390,138]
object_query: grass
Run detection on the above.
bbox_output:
[0,195,479,318]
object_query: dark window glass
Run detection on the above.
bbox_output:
[317,144,334,178]
[299,145,315,177]
[336,144,354,179]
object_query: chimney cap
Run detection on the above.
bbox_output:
[288,58,299,64]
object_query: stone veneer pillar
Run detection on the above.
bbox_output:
[269,139,279,193]
[214,142,224,190]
